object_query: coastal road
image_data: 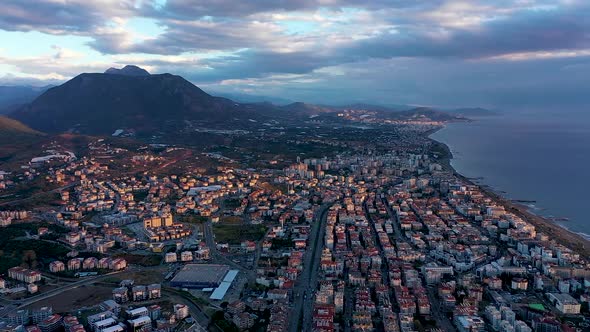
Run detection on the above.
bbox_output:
[289,203,331,332]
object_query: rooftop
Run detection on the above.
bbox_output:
[171,264,230,285]
[528,303,546,311]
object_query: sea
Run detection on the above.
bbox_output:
[430,109,590,238]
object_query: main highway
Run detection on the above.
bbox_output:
[288,203,331,332]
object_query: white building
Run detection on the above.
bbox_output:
[165,252,177,263]
[180,251,193,262]
[174,304,189,320]
[547,293,581,315]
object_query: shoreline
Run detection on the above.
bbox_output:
[428,125,590,260]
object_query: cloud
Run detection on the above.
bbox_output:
[0,0,137,34]
[0,0,589,109]
[344,3,590,59]
[0,73,64,87]
[0,47,108,78]
[142,0,434,19]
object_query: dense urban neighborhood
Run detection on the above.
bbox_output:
[1,0,589,330]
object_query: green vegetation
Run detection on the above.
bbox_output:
[220,216,243,224]
[0,116,46,170]
[271,238,294,250]
[0,177,62,207]
[224,198,242,209]
[0,116,44,140]
[0,222,71,273]
[210,311,239,332]
[132,190,149,202]
[176,214,208,224]
[1,240,70,267]
[259,182,287,194]
[212,223,267,245]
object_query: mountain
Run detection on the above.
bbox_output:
[394,107,468,122]
[105,65,150,76]
[338,103,411,112]
[277,103,467,123]
[0,85,52,114]
[210,91,294,105]
[280,102,336,116]
[0,116,45,165]
[8,66,470,136]
[445,107,499,117]
[10,67,266,135]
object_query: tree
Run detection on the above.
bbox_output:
[22,250,37,269]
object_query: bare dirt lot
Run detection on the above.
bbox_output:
[26,284,113,312]
[105,267,168,285]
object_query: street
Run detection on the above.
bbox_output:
[289,203,331,332]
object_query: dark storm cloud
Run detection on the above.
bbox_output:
[1,0,589,108]
[193,50,343,80]
[93,18,283,55]
[346,4,590,60]
[0,0,137,34]
[87,0,590,83]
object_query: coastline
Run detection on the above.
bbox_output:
[428,125,590,260]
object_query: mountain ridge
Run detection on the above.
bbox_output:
[0,85,53,114]
[105,65,151,76]
[10,71,263,135]
[9,66,473,136]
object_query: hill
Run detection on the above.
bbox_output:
[209,91,294,105]
[445,107,499,117]
[394,107,468,122]
[8,66,470,136]
[280,102,336,116]
[0,116,43,138]
[0,85,52,114]
[0,116,45,164]
[338,103,410,112]
[10,67,266,135]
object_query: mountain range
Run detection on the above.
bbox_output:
[5,65,485,136]
[10,68,264,135]
[0,85,53,114]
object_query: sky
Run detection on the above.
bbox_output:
[0,0,589,109]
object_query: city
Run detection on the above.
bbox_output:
[0,109,588,332]
[1,1,590,331]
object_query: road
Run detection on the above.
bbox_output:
[289,203,331,332]
[162,287,215,331]
[0,182,77,207]
[202,221,251,274]
[0,266,215,330]
[0,269,127,317]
